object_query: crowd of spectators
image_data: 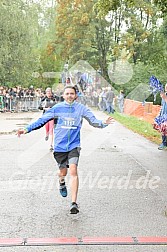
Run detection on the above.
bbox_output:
[0,84,124,113]
[0,85,43,112]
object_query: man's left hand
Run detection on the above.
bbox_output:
[103,117,114,125]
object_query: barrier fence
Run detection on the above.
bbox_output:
[0,95,161,125]
[0,96,41,112]
[0,95,95,112]
[124,99,161,124]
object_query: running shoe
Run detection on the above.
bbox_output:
[59,182,67,197]
[70,202,79,214]
[45,135,49,141]
[158,144,167,150]
[50,145,54,151]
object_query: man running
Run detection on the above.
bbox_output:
[17,86,113,214]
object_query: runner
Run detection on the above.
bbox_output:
[39,87,57,151]
[17,86,113,214]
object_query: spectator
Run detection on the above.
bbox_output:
[98,88,107,111]
[39,87,57,151]
[117,90,124,113]
[156,84,167,150]
[105,86,115,114]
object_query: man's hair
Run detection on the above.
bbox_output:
[45,87,52,92]
[63,85,77,94]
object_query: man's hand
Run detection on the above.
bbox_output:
[103,116,114,125]
[16,128,27,137]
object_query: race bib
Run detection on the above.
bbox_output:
[61,117,78,129]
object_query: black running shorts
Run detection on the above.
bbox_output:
[53,147,80,169]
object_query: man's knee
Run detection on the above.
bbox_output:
[59,168,67,177]
[69,165,78,177]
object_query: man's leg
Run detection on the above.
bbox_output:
[58,167,68,197]
[69,164,79,203]
[68,148,80,214]
[58,167,67,183]
[158,135,167,150]
[110,103,115,113]
[69,164,79,214]
[162,135,167,146]
[105,102,109,113]
[54,152,68,197]
[102,99,106,111]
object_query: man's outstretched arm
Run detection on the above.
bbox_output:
[83,107,114,128]
[16,107,56,137]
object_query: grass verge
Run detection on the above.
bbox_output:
[112,112,161,145]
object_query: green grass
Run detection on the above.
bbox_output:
[111,112,161,145]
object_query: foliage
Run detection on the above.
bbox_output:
[55,0,96,63]
[55,0,118,80]
[0,1,41,86]
[0,0,62,89]
[1,0,167,100]
[153,0,167,15]
[92,0,167,106]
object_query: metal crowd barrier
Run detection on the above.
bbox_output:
[0,95,4,111]
[0,96,41,112]
[0,95,100,113]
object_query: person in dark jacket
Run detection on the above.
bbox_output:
[39,87,57,151]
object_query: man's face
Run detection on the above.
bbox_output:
[46,90,52,97]
[63,88,77,103]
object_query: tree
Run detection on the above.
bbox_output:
[54,0,116,80]
[0,1,42,86]
[153,0,167,15]
[0,0,60,88]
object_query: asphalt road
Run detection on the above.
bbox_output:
[0,110,167,252]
